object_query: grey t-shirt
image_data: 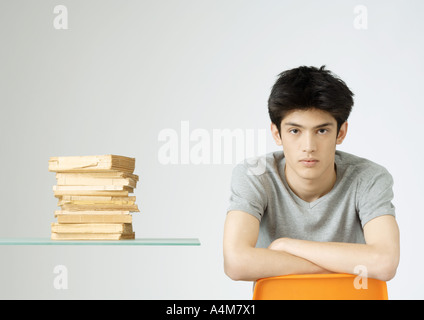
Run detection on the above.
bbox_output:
[227,150,396,248]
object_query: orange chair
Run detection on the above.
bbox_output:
[252,273,388,300]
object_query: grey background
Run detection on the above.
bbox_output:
[0,0,423,299]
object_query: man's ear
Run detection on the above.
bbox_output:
[271,122,283,146]
[336,121,348,145]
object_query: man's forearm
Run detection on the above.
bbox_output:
[225,246,330,281]
[270,238,396,281]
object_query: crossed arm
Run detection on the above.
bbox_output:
[223,211,400,282]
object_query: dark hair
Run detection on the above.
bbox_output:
[268,65,354,135]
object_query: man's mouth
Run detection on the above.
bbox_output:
[299,159,319,167]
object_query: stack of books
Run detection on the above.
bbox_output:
[48,155,139,240]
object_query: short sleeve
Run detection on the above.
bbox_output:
[357,166,396,227]
[226,162,268,221]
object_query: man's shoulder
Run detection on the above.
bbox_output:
[335,150,392,181]
[233,150,284,178]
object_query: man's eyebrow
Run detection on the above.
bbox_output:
[284,122,334,129]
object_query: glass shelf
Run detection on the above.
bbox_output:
[0,238,200,246]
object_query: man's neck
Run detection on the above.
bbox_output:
[284,164,337,203]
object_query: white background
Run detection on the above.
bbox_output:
[0,0,423,299]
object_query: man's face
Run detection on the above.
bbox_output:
[271,108,347,182]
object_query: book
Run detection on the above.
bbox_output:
[54,190,130,197]
[56,172,139,181]
[59,204,139,212]
[59,195,136,202]
[53,185,134,191]
[56,214,132,224]
[54,210,131,216]
[58,196,136,205]
[56,176,137,188]
[51,222,133,234]
[57,196,139,211]
[51,233,135,240]
[48,155,135,173]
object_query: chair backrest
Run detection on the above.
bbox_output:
[252,273,388,300]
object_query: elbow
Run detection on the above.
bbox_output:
[224,264,244,281]
[224,256,245,281]
[372,253,399,282]
[378,262,398,282]
[224,251,251,281]
[376,268,397,282]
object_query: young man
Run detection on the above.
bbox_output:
[223,66,400,282]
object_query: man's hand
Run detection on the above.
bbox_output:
[268,238,288,251]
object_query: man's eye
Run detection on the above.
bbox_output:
[318,129,328,134]
[289,129,299,134]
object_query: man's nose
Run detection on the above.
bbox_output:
[302,132,317,153]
